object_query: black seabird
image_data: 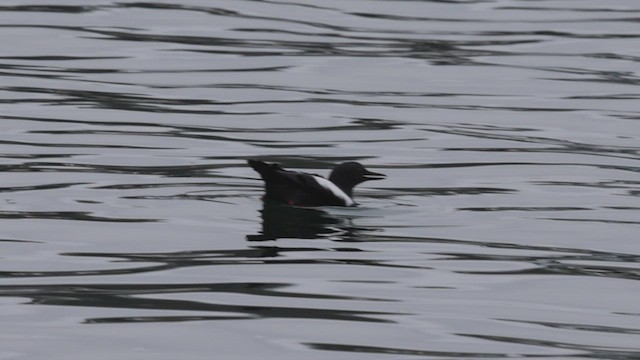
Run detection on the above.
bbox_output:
[248,160,385,207]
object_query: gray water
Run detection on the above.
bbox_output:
[1,1,639,359]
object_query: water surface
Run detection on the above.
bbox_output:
[1,1,639,359]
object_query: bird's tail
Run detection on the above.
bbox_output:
[247,159,281,177]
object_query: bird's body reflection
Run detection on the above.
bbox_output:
[247,201,359,241]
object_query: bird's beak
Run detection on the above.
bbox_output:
[363,170,386,181]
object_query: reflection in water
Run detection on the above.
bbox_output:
[247,201,356,241]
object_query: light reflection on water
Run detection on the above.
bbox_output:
[1,0,639,359]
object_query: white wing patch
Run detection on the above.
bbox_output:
[311,175,355,206]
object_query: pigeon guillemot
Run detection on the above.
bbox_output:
[248,160,385,207]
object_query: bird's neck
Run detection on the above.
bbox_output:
[329,176,354,197]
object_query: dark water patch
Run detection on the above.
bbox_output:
[0,210,157,223]
[0,238,41,244]
[497,6,640,14]
[436,123,540,132]
[0,5,99,13]
[433,128,640,159]
[587,53,640,63]
[0,263,170,280]
[542,218,640,226]
[535,65,640,79]
[0,162,217,176]
[534,180,640,190]
[0,62,127,76]
[544,74,640,87]
[237,155,377,170]
[113,31,529,63]
[0,62,289,78]
[111,2,498,39]
[135,65,290,74]
[348,12,493,23]
[2,86,271,114]
[444,147,640,162]
[121,192,247,205]
[0,55,127,61]
[85,315,249,323]
[305,342,541,358]
[0,153,81,159]
[75,199,102,204]
[434,249,640,265]
[0,246,321,279]
[62,246,427,273]
[94,182,226,190]
[567,94,640,100]
[0,139,172,150]
[4,89,552,113]
[432,243,640,280]
[0,282,385,302]
[249,142,332,149]
[81,305,396,324]
[213,97,583,112]
[460,334,640,360]
[0,182,88,193]
[28,129,213,139]
[457,263,640,281]
[0,283,397,324]
[5,83,629,120]
[460,206,592,212]
[222,33,535,58]
[381,162,532,169]
[344,234,640,263]
[379,186,516,196]
[26,118,403,135]
[0,114,148,128]
[210,83,509,98]
[69,247,318,263]
[472,30,640,40]
[615,312,640,317]
[0,115,278,138]
[500,319,640,336]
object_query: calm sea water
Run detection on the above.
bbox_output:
[1,1,639,359]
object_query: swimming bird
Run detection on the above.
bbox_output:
[248,160,385,207]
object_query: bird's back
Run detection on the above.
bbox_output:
[248,160,352,206]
